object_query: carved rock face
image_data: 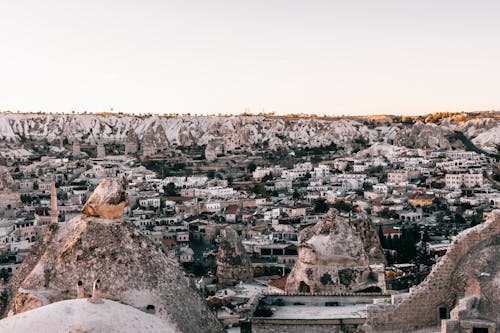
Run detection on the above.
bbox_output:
[286,209,386,293]
[81,179,128,219]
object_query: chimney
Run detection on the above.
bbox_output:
[50,179,59,225]
[77,280,84,298]
[88,279,103,304]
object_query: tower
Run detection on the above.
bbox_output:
[50,180,58,225]
[72,142,81,158]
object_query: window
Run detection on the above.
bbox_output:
[299,281,310,293]
[438,306,449,320]
[472,328,488,333]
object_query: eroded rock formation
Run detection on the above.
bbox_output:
[0,166,21,213]
[285,209,386,293]
[6,178,223,333]
[81,179,128,219]
[216,227,253,286]
[141,121,169,157]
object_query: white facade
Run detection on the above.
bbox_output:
[162,176,208,188]
[387,171,408,185]
[313,164,330,179]
[373,184,388,194]
[139,197,161,208]
[205,202,221,213]
[445,172,483,189]
[253,167,273,180]
[353,164,368,173]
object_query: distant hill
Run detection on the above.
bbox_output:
[0,111,498,153]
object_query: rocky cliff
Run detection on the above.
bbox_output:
[285,209,386,293]
[7,179,224,333]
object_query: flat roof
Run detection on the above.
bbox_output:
[269,304,368,320]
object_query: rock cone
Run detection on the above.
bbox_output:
[285,209,386,293]
[7,178,223,333]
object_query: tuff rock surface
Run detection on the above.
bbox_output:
[0,299,181,333]
[0,166,21,213]
[0,113,499,152]
[285,209,386,293]
[6,178,223,333]
[81,179,128,219]
[216,227,253,286]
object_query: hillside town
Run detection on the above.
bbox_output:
[0,113,498,332]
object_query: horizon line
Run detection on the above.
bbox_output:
[0,109,498,119]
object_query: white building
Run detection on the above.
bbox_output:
[162,176,208,188]
[445,172,483,189]
[179,247,194,263]
[205,202,221,213]
[373,184,388,194]
[313,164,330,179]
[253,167,273,180]
[353,164,368,173]
[387,171,409,185]
[138,196,161,208]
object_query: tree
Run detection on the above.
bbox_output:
[367,166,383,176]
[163,182,178,196]
[248,162,257,173]
[262,172,273,182]
[313,198,329,213]
[251,183,267,196]
[332,200,352,212]
[378,225,386,248]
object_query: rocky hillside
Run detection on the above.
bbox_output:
[0,113,498,152]
[7,179,224,333]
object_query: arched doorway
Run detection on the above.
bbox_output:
[299,281,310,293]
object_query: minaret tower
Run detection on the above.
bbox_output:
[50,180,59,225]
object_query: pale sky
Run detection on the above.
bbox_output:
[1,0,499,116]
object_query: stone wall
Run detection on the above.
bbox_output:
[252,318,363,333]
[365,212,500,332]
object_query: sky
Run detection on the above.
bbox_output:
[0,0,499,116]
